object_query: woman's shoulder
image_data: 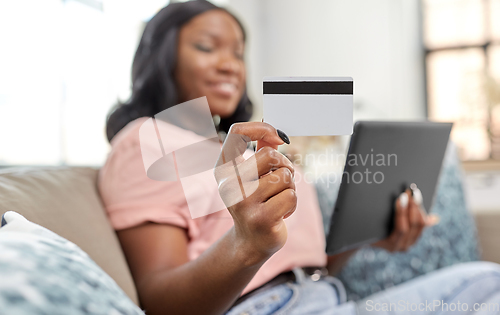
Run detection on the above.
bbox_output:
[99,117,196,231]
[109,117,149,148]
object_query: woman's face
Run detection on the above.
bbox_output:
[175,10,246,118]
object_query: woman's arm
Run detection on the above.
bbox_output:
[327,249,358,276]
[118,122,296,315]
[118,223,269,315]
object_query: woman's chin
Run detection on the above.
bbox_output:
[207,97,239,118]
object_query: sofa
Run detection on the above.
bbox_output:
[0,167,138,306]
[0,157,499,308]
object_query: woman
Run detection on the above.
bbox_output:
[99,1,500,314]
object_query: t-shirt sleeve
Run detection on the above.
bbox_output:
[98,131,195,235]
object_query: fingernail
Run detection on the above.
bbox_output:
[410,183,417,196]
[412,188,423,206]
[277,129,290,144]
[399,192,408,209]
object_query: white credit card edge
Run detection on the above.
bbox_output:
[263,76,353,82]
[263,94,353,136]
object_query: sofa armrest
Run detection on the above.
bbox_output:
[474,210,500,264]
[0,167,138,304]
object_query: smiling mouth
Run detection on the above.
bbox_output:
[210,82,238,97]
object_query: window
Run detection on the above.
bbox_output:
[0,0,165,166]
[424,0,500,160]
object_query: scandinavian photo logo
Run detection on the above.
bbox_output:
[138,97,258,219]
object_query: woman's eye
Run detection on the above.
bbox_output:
[194,44,213,53]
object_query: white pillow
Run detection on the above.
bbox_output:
[0,211,145,315]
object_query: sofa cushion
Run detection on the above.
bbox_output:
[0,167,138,304]
[0,211,144,314]
[475,210,500,264]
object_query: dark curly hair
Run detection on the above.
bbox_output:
[105,0,253,142]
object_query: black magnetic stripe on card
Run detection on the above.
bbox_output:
[263,81,353,95]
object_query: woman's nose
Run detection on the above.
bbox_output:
[216,52,241,74]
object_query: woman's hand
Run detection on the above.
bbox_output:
[373,186,439,252]
[214,122,296,265]
[328,185,439,275]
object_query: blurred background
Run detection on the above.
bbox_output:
[0,0,499,211]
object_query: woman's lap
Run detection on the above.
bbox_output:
[226,262,500,315]
[225,268,357,315]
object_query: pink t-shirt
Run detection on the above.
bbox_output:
[98,117,327,294]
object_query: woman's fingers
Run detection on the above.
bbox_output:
[215,120,297,214]
[234,146,294,179]
[411,186,441,227]
[374,186,438,253]
[391,190,411,251]
[254,146,294,177]
[215,122,293,206]
[215,122,291,181]
[216,122,284,167]
[402,186,434,250]
[214,122,295,259]
[228,122,285,150]
[375,191,410,252]
[403,197,426,251]
[426,214,440,226]
[221,146,294,203]
[257,167,295,201]
[264,188,297,221]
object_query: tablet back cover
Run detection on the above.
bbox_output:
[325,121,452,255]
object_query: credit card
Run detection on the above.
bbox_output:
[263,77,354,136]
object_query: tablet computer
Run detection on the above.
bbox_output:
[325,121,452,255]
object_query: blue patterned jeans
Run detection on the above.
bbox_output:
[226,261,500,315]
